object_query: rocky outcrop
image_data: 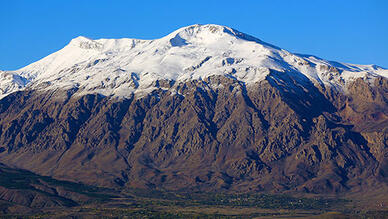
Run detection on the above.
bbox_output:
[0,74,387,195]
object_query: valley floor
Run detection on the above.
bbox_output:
[1,175,387,218]
[4,196,388,218]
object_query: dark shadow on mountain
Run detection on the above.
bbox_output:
[170,34,189,47]
[0,91,30,114]
[266,69,336,121]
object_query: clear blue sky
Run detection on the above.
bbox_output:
[1,0,387,70]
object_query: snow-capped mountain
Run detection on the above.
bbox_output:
[1,24,387,99]
[1,24,388,198]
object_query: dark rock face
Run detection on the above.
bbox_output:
[0,73,387,195]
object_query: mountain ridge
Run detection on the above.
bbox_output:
[1,24,387,99]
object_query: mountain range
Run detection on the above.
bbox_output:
[0,24,387,202]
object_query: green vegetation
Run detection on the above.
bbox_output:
[0,165,386,218]
[123,188,347,210]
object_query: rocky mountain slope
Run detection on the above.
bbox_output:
[0,24,387,196]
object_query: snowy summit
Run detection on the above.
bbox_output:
[1,24,387,99]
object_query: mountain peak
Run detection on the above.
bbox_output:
[166,24,262,44]
[69,36,103,50]
[177,24,231,34]
[0,24,387,99]
[69,36,93,45]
